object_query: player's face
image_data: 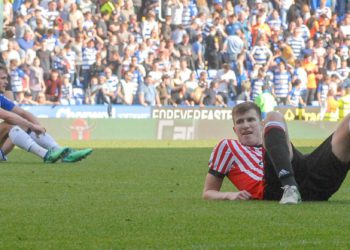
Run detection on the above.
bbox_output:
[233,109,263,146]
[0,70,8,93]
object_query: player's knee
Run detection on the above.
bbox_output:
[0,123,13,134]
[0,123,13,141]
[8,126,23,140]
[264,121,286,135]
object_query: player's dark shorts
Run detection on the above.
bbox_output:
[263,134,350,201]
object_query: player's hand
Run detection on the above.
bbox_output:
[225,191,252,200]
[32,124,46,136]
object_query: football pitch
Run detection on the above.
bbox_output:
[1,140,350,249]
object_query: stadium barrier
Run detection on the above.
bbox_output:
[28,105,339,141]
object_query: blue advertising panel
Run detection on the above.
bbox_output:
[20,105,152,119]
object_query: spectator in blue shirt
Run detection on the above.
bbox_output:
[138,75,161,107]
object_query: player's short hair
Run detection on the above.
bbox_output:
[232,102,262,123]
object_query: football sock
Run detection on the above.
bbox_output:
[264,122,298,187]
[0,149,7,161]
[29,131,60,150]
[9,126,48,158]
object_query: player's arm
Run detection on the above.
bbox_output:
[11,106,41,125]
[202,173,252,201]
[0,108,45,134]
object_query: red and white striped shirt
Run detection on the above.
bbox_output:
[208,139,265,199]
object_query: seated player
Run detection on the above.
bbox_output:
[0,64,92,163]
[203,101,350,204]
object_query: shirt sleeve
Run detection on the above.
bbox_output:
[208,139,234,178]
[0,94,15,111]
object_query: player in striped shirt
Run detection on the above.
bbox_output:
[203,101,350,204]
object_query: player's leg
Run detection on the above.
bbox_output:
[28,131,60,150]
[263,111,301,204]
[2,138,15,154]
[61,148,93,163]
[0,123,13,160]
[28,131,92,162]
[0,138,15,161]
[331,113,350,164]
[9,126,68,163]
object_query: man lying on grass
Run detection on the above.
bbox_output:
[203,101,350,204]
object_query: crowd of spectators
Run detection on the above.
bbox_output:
[1,0,350,112]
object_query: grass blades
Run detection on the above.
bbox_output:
[0,143,349,249]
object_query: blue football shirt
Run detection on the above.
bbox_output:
[0,94,15,111]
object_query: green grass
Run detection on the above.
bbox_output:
[1,141,350,249]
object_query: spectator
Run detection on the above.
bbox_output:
[46,0,60,28]
[138,75,161,107]
[120,0,135,22]
[33,17,49,41]
[204,26,220,69]
[81,38,97,89]
[141,10,158,40]
[235,80,251,102]
[68,3,84,30]
[90,53,106,81]
[6,40,22,67]
[254,83,277,119]
[286,27,305,60]
[337,59,350,81]
[251,14,271,47]
[160,15,172,41]
[86,76,98,104]
[200,80,226,107]
[17,30,35,51]
[15,15,32,39]
[222,28,244,65]
[104,66,119,102]
[249,38,273,68]
[317,74,331,118]
[36,40,51,81]
[338,85,350,120]
[251,67,267,101]
[178,58,192,82]
[324,45,340,70]
[62,43,77,83]
[29,57,46,100]
[52,47,69,75]
[292,59,308,102]
[315,23,332,47]
[185,71,199,97]
[302,52,318,105]
[323,88,339,121]
[36,91,58,105]
[60,74,74,105]
[17,91,38,105]
[192,34,205,69]
[178,34,195,70]
[45,70,62,102]
[215,63,237,104]
[3,0,13,27]
[157,74,174,106]
[287,79,305,107]
[9,59,29,101]
[272,59,292,105]
[93,73,112,115]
